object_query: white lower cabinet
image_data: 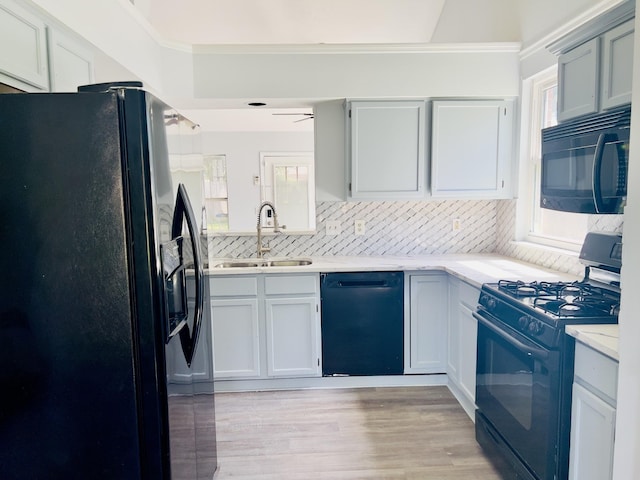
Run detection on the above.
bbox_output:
[211,297,261,378]
[405,272,448,374]
[210,276,260,379]
[210,273,321,380]
[265,297,320,377]
[569,342,618,480]
[447,277,479,419]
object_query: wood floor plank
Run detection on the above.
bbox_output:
[213,386,502,479]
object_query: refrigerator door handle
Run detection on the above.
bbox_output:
[171,183,204,368]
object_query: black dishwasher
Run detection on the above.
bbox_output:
[320,271,404,376]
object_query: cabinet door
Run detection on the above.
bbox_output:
[349,100,426,200]
[601,19,634,110]
[569,382,616,480]
[431,100,513,198]
[557,38,600,122]
[458,302,478,403]
[407,274,448,373]
[447,279,460,382]
[265,297,320,377]
[211,298,260,378]
[47,28,94,92]
[0,0,49,90]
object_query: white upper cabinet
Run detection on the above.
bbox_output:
[47,28,94,92]
[600,18,635,110]
[557,39,600,122]
[347,100,427,200]
[431,99,514,199]
[552,2,635,122]
[0,0,49,91]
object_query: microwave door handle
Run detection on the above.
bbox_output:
[592,133,617,213]
[172,183,204,368]
[473,311,549,361]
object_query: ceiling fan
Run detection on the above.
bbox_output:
[272,112,314,123]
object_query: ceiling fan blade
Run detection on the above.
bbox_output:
[272,113,313,116]
[294,117,314,123]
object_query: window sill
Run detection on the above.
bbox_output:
[509,240,581,258]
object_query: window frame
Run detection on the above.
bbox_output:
[259,151,316,233]
[518,67,587,253]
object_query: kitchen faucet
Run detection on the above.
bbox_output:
[256,201,284,258]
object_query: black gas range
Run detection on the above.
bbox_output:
[479,278,620,348]
[475,232,622,480]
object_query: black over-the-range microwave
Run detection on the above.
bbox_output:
[541,106,631,214]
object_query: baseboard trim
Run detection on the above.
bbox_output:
[213,373,448,393]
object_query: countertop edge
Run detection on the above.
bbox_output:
[566,324,619,361]
[205,253,577,289]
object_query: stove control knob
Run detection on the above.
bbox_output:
[481,295,497,310]
[528,321,544,336]
[518,316,530,330]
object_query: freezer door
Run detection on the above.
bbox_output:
[0,92,144,478]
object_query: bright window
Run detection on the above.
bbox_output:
[523,70,588,250]
[260,152,316,232]
[203,154,229,232]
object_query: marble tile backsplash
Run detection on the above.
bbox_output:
[207,200,498,258]
[495,200,624,276]
[206,198,623,277]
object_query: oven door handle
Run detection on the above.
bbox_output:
[473,311,549,360]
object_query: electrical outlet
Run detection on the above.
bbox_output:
[326,221,341,236]
[354,219,366,236]
[452,219,461,231]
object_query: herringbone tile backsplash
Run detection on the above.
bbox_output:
[207,199,623,276]
[208,200,497,258]
[495,200,624,276]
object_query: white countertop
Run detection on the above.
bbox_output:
[206,253,576,288]
[566,324,619,361]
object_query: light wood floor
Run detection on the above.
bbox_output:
[213,386,503,479]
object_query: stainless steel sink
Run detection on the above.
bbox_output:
[212,258,312,268]
[212,261,263,268]
[267,259,312,267]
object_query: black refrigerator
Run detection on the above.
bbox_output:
[0,82,217,479]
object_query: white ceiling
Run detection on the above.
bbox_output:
[145,0,447,45]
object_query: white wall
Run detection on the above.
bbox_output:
[201,131,314,232]
[612,2,640,477]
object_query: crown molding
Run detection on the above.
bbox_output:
[519,0,630,61]
[192,42,521,55]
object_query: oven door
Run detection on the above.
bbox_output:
[475,309,560,480]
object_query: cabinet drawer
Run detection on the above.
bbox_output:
[265,275,317,295]
[574,342,618,403]
[459,281,480,308]
[210,276,258,297]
